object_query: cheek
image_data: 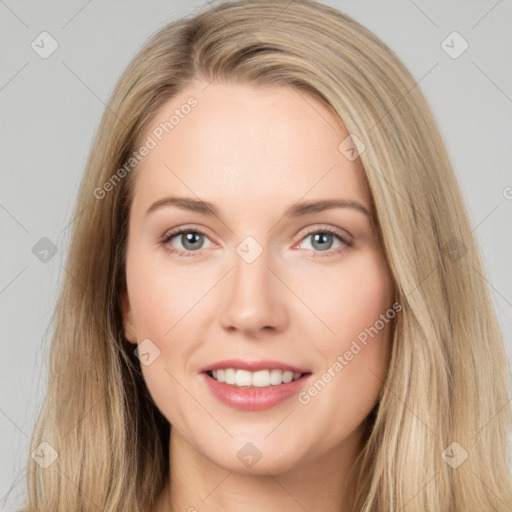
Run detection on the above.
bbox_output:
[336,323,393,398]
[126,249,212,339]
[292,251,394,348]
[125,252,211,422]
[297,308,393,452]
[295,251,394,412]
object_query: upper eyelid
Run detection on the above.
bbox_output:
[161,224,213,242]
[300,224,352,239]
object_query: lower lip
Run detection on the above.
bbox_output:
[202,372,310,411]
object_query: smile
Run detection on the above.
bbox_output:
[209,368,303,387]
[201,360,312,411]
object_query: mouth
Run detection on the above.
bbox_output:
[206,368,305,387]
[200,360,312,411]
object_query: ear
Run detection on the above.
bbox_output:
[120,291,137,345]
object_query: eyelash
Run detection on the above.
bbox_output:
[160,225,353,259]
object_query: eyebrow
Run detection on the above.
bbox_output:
[145,196,373,219]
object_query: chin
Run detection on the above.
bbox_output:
[198,436,306,475]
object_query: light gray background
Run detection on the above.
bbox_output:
[1,0,511,509]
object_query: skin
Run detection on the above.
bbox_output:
[121,80,395,512]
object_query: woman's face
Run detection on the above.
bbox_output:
[121,81,395,474]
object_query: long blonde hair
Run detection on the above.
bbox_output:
[22,1,512,510]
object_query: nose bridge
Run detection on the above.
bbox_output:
[233,239,270,295]
[219,236,287,334]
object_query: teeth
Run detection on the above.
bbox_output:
[269,369,283,385]
[235,369,252,387]
[210,368,303,387]
[283,371,293,383]
[225,368,236,385]
[252,370,270,387]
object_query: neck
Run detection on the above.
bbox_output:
[154,427,364,512]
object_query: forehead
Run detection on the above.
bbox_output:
[129,81,370,216]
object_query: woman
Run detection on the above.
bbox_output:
[22,0,512,510]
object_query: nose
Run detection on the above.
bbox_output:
[219,244,289,338]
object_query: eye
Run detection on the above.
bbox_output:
[295,227,352,257]
[160,225,352,258]
[161,227,214,258]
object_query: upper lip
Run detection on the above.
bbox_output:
[200,359,310,374]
